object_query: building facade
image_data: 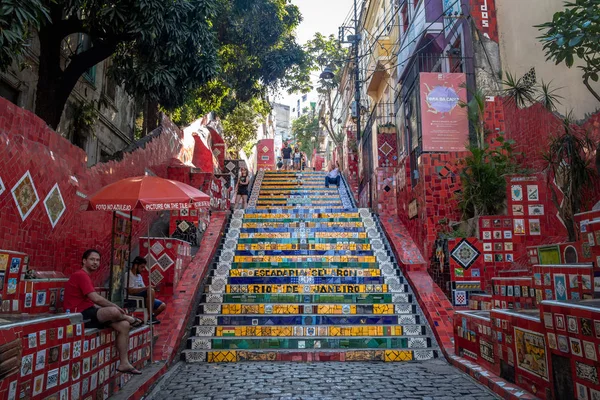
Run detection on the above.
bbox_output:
[0,34,136,166]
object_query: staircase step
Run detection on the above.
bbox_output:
[202,293,412,304]
[182,348,438,363]
[197,303,417,315]
[195,314,420,326]
[188,336,434,351]
[193,324,427,337]
[211,267,385,277]
[224,262,380,268]
[209,283,410,294]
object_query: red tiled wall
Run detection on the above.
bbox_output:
[454,312,498,375]
[540,301,600,400]
[0,316,151,400]
[490,311,552,399]
[491,277,536,310]
[0,98,182,286]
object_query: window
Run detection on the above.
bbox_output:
[0,80,19,105]
[104,59,117,101]
[78,34,96,84]
[401,4,409,35]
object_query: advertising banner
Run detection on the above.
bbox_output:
[420,72,469,152]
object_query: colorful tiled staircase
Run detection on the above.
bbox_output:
[183,171,440,362]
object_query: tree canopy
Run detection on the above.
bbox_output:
[537,0,600,102]
[2,0,309,131]
[221,103,261,158]
[291,108,321,157]
[170,0,309,126]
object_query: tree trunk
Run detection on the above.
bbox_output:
[143,99,160,136]
[35,26,70,129]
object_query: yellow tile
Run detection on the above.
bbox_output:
[208,351,237,362]
[385,350,412,362]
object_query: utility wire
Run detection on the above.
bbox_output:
[361,0,462,83]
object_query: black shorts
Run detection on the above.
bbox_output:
[81,306,107,329]
[237,185,248,196]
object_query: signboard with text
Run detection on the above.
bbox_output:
[419,72,469,152]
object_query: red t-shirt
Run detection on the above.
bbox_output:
[63,270,96,312]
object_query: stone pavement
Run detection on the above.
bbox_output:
[147,360,499,400]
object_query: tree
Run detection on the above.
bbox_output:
[170,0,309,126]
[291,109,321,157]
[1,0,219,129]
[0,0,49,70]
[536,0,600,102]
[305,33,348,154]
[544,115,598,241]
[221,103,261,158]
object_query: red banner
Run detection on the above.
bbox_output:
[420,72,469,152]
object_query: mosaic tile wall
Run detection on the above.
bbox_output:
[0,98,184,284]
[183,171,440,363]
[0,312,151,400]
[138,237,192,297]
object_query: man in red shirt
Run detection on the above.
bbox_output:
[64,249,143,375]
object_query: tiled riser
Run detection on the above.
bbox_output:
[183,172,439,362]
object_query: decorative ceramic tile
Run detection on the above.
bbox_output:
[156,253,174,271]
[450,239,480,269]
[43,183,66,228]
[151,241,164,256]
[11,171,40,220]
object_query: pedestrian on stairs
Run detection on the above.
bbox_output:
[293,147,301,170]
[281,142,292,171]
[234,167,250,209]
[325,161,341,188]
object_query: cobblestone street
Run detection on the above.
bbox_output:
[147,360,499,400]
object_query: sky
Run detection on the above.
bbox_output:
[275,0,355,109]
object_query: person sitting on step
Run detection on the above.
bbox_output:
[64,249,143,375]
[127,256,166,324]
[325,161,341,188]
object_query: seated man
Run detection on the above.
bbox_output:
[64,249,143,375]
[127,256,166,324]
[325,161,341,188]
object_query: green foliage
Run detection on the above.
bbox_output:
[305,33,348,94]
[501,71,563,111]
[71,100,99,139]
[304,33,348,153]
[291,111,320,156]
[457,135,523,219]
[107,0,219,109]
[0,0,49,71]
[543,114,598,241]
[170,0,308,126]
[459,86,486,149]
[536,0,600,102]
[221,103,260,158]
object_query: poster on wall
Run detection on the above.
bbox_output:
[419,73,468,152]
[514,327,549,381]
